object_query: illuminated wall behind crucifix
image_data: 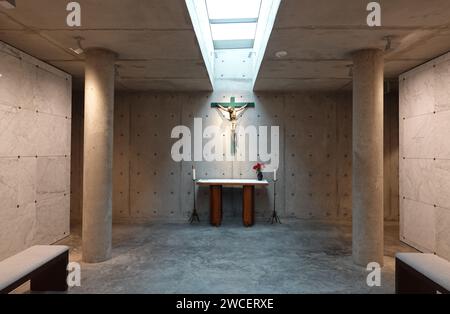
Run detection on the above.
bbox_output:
[70,91,399,224]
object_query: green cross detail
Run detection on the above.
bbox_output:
[211,97,255,108]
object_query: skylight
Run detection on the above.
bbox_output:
[206,0,261,20]
[186,0,281,90]
[206,0,262,49]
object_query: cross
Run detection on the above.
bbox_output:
[211,97,255,156]
[211,97,255,109]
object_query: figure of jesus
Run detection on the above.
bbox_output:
[217,104,248,131]
[216,103,249,156]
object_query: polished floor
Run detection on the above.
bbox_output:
[19,219,416,294]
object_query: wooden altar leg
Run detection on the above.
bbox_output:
[210,185,222,226]
[242,185,255,227]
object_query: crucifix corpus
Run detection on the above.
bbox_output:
[211,97,255,155]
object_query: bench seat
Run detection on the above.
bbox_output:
[396,253,450,294]
[0,245,69,293]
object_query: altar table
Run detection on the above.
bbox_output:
[196,179,269,227]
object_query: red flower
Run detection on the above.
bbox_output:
[252,163,265,171]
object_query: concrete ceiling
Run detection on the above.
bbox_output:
[0,0,450,92]
[255,0,450,91]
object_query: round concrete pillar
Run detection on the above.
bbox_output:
[352,49,384,267]
[82,48,116,263]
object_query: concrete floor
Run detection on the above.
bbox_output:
[19,219,416,294]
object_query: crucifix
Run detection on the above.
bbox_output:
[211,97,255,155]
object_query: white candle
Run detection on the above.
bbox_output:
[192,167,196,180]
[274,169,277,181]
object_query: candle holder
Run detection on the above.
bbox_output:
[189,177,200,223]
[269,178,281,224]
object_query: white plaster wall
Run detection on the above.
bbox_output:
[0,42,71,260]
[399,52,450,260]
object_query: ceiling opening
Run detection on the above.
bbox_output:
[207,0,261,50]
[186,0,281,91]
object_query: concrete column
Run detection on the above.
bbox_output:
[82,48,116,263]
[352,49,384,267]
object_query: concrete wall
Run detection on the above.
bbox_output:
[71,91,399,224]
[70,92,84,226]
[399,52,450,260]
[0,42,71,260]
[384,91,400,221]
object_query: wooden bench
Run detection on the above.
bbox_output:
[396,253,450,294]
[0,245,69,294]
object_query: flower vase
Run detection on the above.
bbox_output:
[257,171,263,181]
